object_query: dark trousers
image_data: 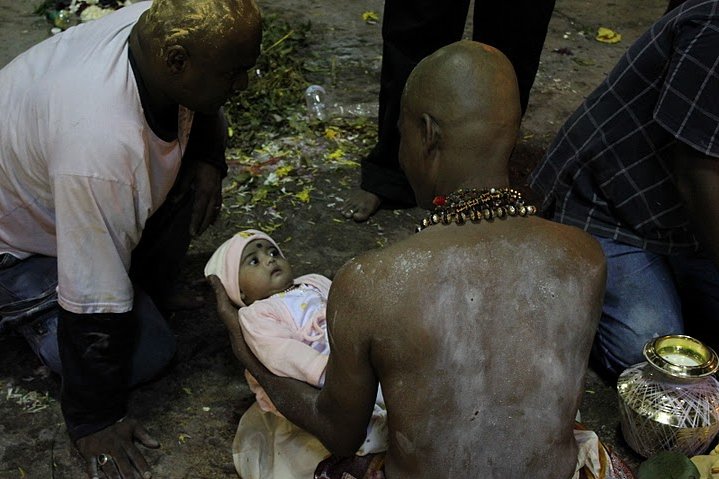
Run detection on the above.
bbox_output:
[361,0,556,204]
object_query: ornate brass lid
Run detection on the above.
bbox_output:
[644,335,719,379]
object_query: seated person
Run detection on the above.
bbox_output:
[211,41,612,478]
[529,0,719,379]
[204,229,387,479]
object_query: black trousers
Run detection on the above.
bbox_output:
[361,0,556,204]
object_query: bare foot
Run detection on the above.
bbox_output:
[342,189,382,222]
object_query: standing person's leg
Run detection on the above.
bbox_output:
[591,238,684,380]
[668,253,719,353]
[343,0,470,221]
[472,0,556,114]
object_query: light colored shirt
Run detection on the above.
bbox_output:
[0,3,193,313]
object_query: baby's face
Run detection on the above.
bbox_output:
[238,239,294,305]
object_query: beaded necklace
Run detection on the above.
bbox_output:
[415,187,537,233]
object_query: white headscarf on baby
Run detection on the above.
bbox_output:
[204,229,284,307]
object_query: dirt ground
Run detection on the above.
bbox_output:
[0,0,670,477]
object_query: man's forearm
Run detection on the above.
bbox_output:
[57,308,136,441]
[244,348,364,455]
[242,345,324,429]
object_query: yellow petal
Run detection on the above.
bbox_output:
[295,188,312,203]
[361,11,379,24]
[324,127,341,140]
[596,27,621,44]
[327,148,345,160]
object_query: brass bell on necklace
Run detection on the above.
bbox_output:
[617,335,719,458]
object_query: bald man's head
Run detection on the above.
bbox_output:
[403,40,521,137]
[398,41,522,208]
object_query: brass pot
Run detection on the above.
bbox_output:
[617,335,719,458]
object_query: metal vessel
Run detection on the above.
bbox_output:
[617,335,719,457]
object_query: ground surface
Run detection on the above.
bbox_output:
[0,0,670,477]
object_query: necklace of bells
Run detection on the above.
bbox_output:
[416,187,537,233]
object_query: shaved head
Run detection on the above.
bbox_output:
[398,41,522,201]
[403,40,520,133]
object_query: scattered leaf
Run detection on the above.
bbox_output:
[572,57,596,67]
[595,27,621,44]
[361,11,379,25]
[295,188,312,203]
[275,165,295,178]
[324,127,341,140]
[326,148,345,160]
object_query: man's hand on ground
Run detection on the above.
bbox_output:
[76,418,159,479]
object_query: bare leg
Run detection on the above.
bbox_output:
[342,188,382,222]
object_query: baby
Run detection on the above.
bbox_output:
[205,229,386,478]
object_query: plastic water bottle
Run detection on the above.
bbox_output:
[304,85,378,121]
[305,85,328,121]
[331,103,377,118]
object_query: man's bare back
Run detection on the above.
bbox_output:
[327,216,605,478]
[212,40,607,478]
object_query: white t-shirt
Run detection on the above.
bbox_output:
[0,3,193,314]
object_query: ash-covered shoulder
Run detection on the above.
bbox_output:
[330,237,437,293]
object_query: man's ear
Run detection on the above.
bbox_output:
[166,45,189,74]
[420,113,440,157]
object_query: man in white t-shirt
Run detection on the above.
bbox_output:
[0,0,262,477]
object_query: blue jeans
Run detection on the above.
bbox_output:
[593,237,719,378]
[0,254,176,386]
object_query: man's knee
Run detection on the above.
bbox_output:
[16,310,63,375]
[593,304,684,379]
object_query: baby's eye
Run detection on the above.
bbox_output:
[269,249,279,257]
[249,257,259,265]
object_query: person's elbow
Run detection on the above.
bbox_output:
[323,426,367,457]
[318,410,368,456]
